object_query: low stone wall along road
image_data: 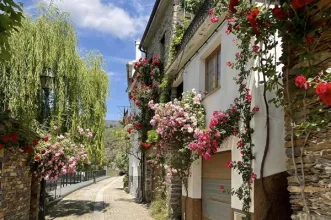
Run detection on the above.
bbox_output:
[46,176,153,220]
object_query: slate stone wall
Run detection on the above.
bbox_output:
[146,0,183,68]
[284,1,331,219]
[0,149,31,220]
[167,175,182,220]
[143,0,184,206]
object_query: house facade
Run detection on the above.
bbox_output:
[130,0,331,219]
[132,0,294,219]
[126,40,143,199]
[165,1,291,218]
[137,0,185,205]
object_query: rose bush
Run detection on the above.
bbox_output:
[127,55,163,149]
[189,102,240,160]
[31,127,90,181]
[148,89,205,182]
[209,0,330,218]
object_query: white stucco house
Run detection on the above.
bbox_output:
[128,0,292,218]
[164,2,290,220]
[126,40,143,200]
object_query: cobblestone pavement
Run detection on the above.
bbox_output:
[103,177,153,220]
[46,176,153,220]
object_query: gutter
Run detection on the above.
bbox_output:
[138,0,161,52]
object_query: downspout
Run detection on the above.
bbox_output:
[138,45,147,203]
[139,47,147,58]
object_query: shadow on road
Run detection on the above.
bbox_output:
[46,200,110,219]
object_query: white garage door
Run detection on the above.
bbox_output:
[202,151,231,220]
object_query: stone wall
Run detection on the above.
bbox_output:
[29,176,40,220]
[142,0,185,215]
[254,172,292,220]
[146,0,183,68]
[145,160,153,202]
[167,175,182,220]
[284,0,331,219]
[0,149,32,220]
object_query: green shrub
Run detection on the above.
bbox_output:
[123,175,129,188]
[180,0,204,14]
[150,199,168,220]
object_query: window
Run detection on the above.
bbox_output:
[176,82,183,100]
[160,33,166,62]
[205,46,221,93]
[0,158,2,192]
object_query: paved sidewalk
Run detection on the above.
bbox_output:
[103,177,153,220]
[48,176,110,199]
[46,176,153,220]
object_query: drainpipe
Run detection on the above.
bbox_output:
[140,47,147,58]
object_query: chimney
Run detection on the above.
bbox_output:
[135,39,142,61]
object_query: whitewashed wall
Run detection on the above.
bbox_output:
[127,39,143,198]
[179,21,286,212]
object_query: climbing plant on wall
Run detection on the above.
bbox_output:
[148,90,206,186]
[126,55,163,201]
[0,5,108,166]
[168,21,190,67]
[181,0,205,14]
[201,0,331,219]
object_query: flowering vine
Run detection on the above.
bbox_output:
[208,0,331,218]
[31,127,90,181]
[0,110,91,181]
[0,110,40,152]
[148,90,206,185]
[127,55,163,142]
[189,104,240,160]
[126,55,164,202]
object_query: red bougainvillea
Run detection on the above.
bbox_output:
[291,0,314,9]
[10,133,19,142]
[316,83,331,106]
[305,36,315,44]
[272,6,288,20]
[140,142,151,149]
[23,146,34,154]
[295,75,310,89]
[247,7,260,36]
[2,134,10,142]
[189,102,241,160]
[229,0,239,13]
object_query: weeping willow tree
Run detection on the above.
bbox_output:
[0,5,108,166]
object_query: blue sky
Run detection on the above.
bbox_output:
[22,0,155,120]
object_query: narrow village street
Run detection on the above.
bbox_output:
[1,0,330,220]
[46,177,153,220]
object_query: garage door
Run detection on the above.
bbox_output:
[202,151,231,220]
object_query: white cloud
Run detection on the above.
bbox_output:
[105,56,130,64]
[108,71,126,83]
[48,0,150,39]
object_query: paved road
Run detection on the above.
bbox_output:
[46,176,153,220]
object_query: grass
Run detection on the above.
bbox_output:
[150,199,168,220]
[107,170,118,177]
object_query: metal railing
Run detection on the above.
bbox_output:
[45,170,106,202]
[177,0,214,54]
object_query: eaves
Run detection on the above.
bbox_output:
[139,0,169,51]
[126,61,136,93]
[165,15,226,82]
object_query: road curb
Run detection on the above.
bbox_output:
[46,176,111,211]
